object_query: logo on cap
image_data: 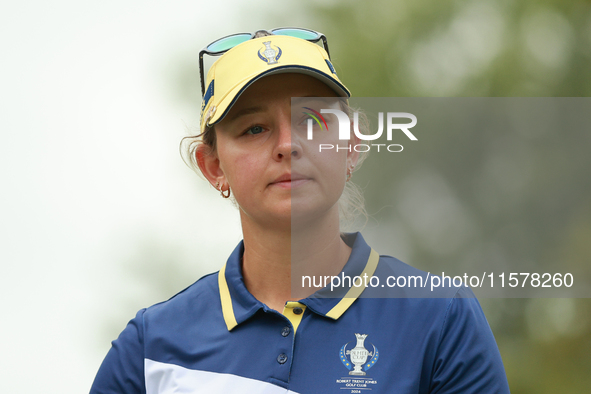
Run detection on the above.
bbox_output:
[258,41,282,65]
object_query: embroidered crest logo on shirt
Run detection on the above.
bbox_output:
[258,41,282,64]
[340,333,379,375]
[336,333,380,392]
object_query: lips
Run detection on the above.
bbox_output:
[270,172,310,188]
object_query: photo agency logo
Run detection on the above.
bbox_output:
[304,107,418,153]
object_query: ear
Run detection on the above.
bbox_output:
[196,144,226,189]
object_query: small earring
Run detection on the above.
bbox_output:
[346,164,355,182]
[216,181,231,198]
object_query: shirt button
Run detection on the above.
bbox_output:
[277,353,288,364]
[293,307,303,315]
[281,326,291,337]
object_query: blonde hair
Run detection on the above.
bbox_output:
[338,105,369,231]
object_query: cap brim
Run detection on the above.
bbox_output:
[208,65,350,127]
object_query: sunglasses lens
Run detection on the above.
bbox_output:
[272,28,320,40]
[207,34,252,53]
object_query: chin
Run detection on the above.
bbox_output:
[292,201,338,228]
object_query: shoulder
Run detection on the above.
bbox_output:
[106,270,223,361]
[349,252,481,343]
[375,255,509,393]
[430,287,509,392]
[363,254,509,392]
[90,271,223,393]
[141,271,221,322]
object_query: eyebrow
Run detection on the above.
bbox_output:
[226,106,267,122]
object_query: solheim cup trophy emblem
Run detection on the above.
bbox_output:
[258,41,282,65]
[348,334,370,375]
[340,333,380,376]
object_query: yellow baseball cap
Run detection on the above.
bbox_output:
[200,34,350,133]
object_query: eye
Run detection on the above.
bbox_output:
[300,115,315,125]
[245,125,264,135]
[299,110,326,131]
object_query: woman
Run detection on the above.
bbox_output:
[91,29,510,393]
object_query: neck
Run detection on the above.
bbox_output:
[240,208,352,312]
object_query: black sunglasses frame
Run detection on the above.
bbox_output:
[198,28,330,96]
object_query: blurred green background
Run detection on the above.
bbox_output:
[307,1,591,392]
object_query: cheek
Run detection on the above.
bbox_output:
[306,150,348,202]
[308,146,348,175]
[218,148,262,189]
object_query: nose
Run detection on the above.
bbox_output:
[273,110,300,161]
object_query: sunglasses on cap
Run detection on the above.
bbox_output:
[199,28,330,96]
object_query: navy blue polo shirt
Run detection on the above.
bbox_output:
[91,233,509,393]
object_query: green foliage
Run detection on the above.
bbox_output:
[309,0,591,391]
[314,0,591,97]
